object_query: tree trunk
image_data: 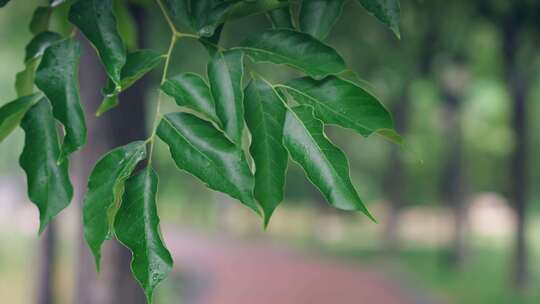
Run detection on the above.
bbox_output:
[36,222,56,304]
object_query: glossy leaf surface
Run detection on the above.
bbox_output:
[161,73,220,125]
[279,76,394,137]
[208,50,245,145]
[238,29,347,79]
[69,0,126,87]
[283,105,373,219]
[115,168,173,303]
[83,141,147,268]
[299,0,346,40]
[157,112,259,214]
[0,94,39,143]
[20,98,73,233]
[35,38,87,160]
[357,0,400,37]
[244,78,287,226]
[24,31,63,62]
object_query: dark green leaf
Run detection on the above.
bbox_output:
[267,6,294,29]
[356,0,400,37]
[115,167,173,303]
[24,31,63,62]
[98,50,164,116]
[30,6,53,35]
[237,29,347,79]
[200,24,223,56]
[35,38,87,160]
[283,105,373,219]
[19,98,73,233]
[83,141,147,269]
[0,0,10,8]
[157,112,259,214]
[299,0,345,40]
[0,94,39,143]
[208,50,245,145]
[69,0,126,88]
[161,73,220,125]
[225,0,286,21]
[279,76,395,137]
[244,78,287,226]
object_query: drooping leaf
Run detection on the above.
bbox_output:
[35,38,87,160]
[237,29,347,79]
[115,167,173,303]
[19,98,73,234]
[299,0,346,40]
[208,50,245,145]
[69,0,126,88]
[356,0,400,37]
[83,141,147,269]
[30,6,53,35]
[283,105,373,219]
[161,73,220,125]
[97,49,164,116]
[267,6,295,29]
[15,58,39,97]
[24,31,63,62]
[0,94,39,143]
[157,112,259,214]
[279,76,395,138]
[244,78,287,226]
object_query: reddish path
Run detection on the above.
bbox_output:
[166,232,430,304]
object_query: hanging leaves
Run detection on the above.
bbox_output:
[0,94,39,143]
[19,98,74,234]
[299,0,346,40]
[356,0,401,37]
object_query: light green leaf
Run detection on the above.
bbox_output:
[161,73,220,125]
[35,38,87,160]
[244,77,287,226]
[299,0,346,40]
[115,167,173,303]
[157,112,259,214]
[15,58,39,97]
[199,24,223,56]
[0,94,39,143]
[98,49,164,116]
[279,76,395,138]
[24,31,63,62]
[83,141,147,269]
[356,0,400,37]
[283,105,374,219]
[113,0,138,50]
[69,0,126,88]
[237,29,347,79]
[30,6,53,35]
[19,98,73,234]
[208,50,245,145]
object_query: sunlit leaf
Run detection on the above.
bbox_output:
[115,167,173,303]
[19,98,73,234]
[83,141,147,269]
[157,112,259,214]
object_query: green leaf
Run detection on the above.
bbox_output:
[30,6,53,35]
[19,98,74,234]
[35,38,87,160]
[113,0,138,51]
[163,0,191,29]
[83,141,147,269]
[356,0,400,37]
[244,78,287,227]
[208,50,245,145]
[0,0,10,8]
[225,0,286,21]
[299,0,346,40]
[115,167,173,303]
[69,0,126,88]
[98,50,164,116]
[0,94,39,143]
[283,105,373,219]
[161,73,220,125]
[200,24,223,57]
[278,76,394,138]
[157,112,259,214]
[15,58,39,97]
[237,29,347,79]
[24,31,63,62]
[50,0,67,7]
[267,6,295,29]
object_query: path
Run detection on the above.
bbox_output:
[166,231,433,304]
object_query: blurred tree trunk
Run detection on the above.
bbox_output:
[36,222,56,304]
[75,4,148,304]
[503,19,529,289]
[382,94,410,255]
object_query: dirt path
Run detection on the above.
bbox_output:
[166,231,431,304]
